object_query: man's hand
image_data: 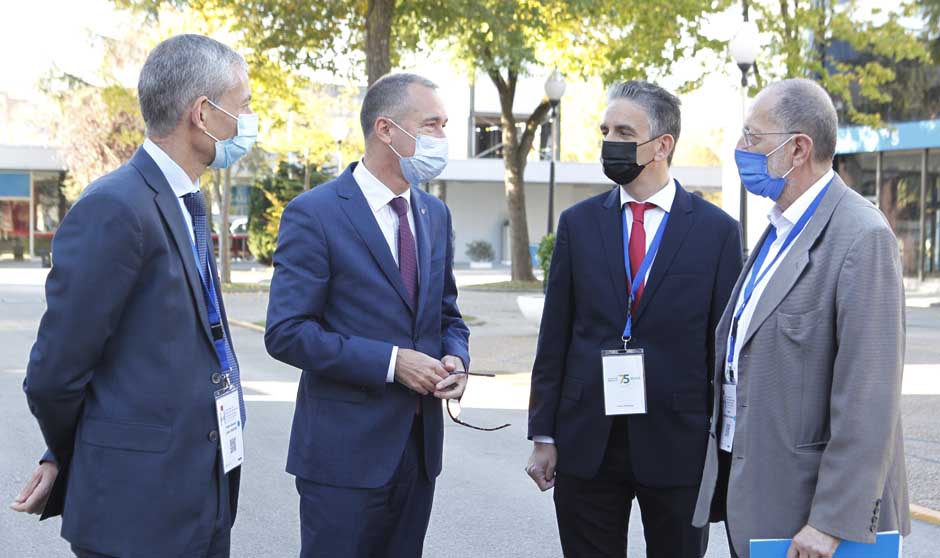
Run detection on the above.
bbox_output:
[394,349,449,395]
[787,524,840,558]
[434,355,468,400]
[525,442,558,492]
[10,461,58,515]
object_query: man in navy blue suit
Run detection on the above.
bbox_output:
[11,35,254,557]
[526,81,743,558]
[265,73,470,558]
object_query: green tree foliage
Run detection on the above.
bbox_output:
[248,161,329,264]
[405,0,730,280]
[749,0,931,126]
[115,0,398,85]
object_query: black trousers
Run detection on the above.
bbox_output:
[553,417,708,558]
[297,417,435,558]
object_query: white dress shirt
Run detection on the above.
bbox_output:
[532,178,677,445]
[619,178,677,286]
[725,168,834,377]
[142,139,201,247]
[352,160,419,383]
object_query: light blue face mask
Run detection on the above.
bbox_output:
[204,99,258,169]
[387,120,449,185]
[734,135,796,201]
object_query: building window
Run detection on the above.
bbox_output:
[926,149,940,276]
[835,153,877,205]
[879,150,923,276]
[473,114,504,158]
[473,114,554,160]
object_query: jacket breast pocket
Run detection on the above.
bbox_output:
[777,307,823,343]
[81,418,172,453]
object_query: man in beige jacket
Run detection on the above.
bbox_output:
[693,78,910,558]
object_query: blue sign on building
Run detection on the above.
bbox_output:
[0,173,30,199]
[837,119,940,155]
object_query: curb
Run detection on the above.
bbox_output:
[229,319,265,334]
[911,504,940,526]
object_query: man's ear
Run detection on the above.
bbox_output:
[791,134,815,169]
[654,134,675,163]
[190,96,210,132]
[373,116,393,144]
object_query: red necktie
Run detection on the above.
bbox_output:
[627,201,657,312]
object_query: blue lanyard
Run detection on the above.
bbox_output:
[621,208,670,344]
[726,181,832,374]
[189,240,232,372]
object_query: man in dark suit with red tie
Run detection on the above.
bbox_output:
[526,80,743,558]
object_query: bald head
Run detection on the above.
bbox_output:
[754,78,839,164]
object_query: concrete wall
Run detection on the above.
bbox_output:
[444,181,611,265]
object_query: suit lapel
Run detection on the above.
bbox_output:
[412,190,432,319]
[131,148,213,345]
[632,181,694,324]
[597,187,629,321]
[336,166,416,314]
[738,177,849,350]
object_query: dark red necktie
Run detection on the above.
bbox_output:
[627,201,657,312]
[389,197,418,308]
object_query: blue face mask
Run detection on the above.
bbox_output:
[204,99,258,169]
[734,135,795,201]
[387,120,449,185]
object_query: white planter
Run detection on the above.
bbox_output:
[469,261,494,269]
[517,295,545,326]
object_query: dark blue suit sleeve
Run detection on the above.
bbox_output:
[440,206,470,369]
[707,221,743,408]
[527,211,574,439]
[265,199,394,391]
[24,192,143,463]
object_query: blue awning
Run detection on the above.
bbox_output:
[837,119,940,154]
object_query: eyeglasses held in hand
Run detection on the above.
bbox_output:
[445,371,511,432]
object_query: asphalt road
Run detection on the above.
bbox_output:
[2,276,940,557]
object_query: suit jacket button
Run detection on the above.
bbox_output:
[209,430,219,443]
[211,372,222,384]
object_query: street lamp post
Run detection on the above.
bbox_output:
[730,20,759,251]
[330,120,349,177]
[544,69,566,235]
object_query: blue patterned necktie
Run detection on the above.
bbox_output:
[182,191,246,426]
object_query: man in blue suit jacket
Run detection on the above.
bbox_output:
[12,35,254,557]
[526,81,743,558]
[265,73,470,558]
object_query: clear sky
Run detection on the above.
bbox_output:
[0,0,129,99]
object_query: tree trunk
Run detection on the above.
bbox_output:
[503,147,536,282]
[365,0,395,85]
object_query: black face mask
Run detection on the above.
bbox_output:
[602,137,658,185]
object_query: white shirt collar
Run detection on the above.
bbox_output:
[768,168,834,232]
[353,159,411,213]
[619,177,677,212]
[142,138,200,197]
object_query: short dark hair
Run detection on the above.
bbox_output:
[359,73,438,139]
[607,80,682,163]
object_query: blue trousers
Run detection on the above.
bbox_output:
[297,418,436,558]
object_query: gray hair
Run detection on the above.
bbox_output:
[607,80,681,163]
[360,73,438,139]
[761,78,839,163]
[138,34,248,137]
